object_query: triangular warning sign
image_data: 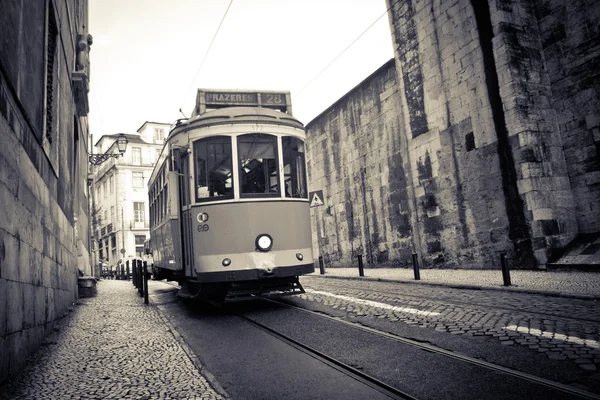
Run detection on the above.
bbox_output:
[310,190,324,208]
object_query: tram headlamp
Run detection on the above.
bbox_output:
[222,258,231,267]
[296,253,304,261]
[255,234,273,252]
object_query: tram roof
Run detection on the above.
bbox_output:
[170,106,305,134]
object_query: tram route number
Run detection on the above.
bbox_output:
[197,224,209,232]
[261,93,284,105]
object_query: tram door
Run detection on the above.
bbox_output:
[178,152,195,279]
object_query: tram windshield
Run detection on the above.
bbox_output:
[282,136,308,198]
[238,134,280,197]
[194,136,234,202]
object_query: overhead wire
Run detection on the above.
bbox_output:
[295,0,398,97]
[179,0,234,111]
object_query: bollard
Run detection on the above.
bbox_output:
[412,253,420,280]
[500,253,511,286]
[358,254,364,277]
[319,256,325,275]
[143,261,149,304]
[121,264,125,280]
[126,265,130,282]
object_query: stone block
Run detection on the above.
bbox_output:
[532,208,554,221]
[18,241,31,285]
[34,285,46,326]
[0,228,19,282]
[22,282,34,330]
[0,279,6,337]
[6,331,26,377]
[46,288,56,322]
[6,280,22,334]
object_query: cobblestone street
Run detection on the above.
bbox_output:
[301,274,600,374]
[0,281,228,400]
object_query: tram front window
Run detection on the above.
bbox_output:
[194,136,233,202]
[238,134,280,196]
[282,136,308,198]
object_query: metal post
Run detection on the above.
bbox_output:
[412,253,420,280]
[319,256,325,275]
[143,260,149,304]
[501,253,511,286]
[358,254,364,277]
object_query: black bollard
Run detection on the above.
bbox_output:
[319,256,325,275]
[143,261,149,304]
[358,254,364,277]
[412,253,420,280]
[500,253,511,286]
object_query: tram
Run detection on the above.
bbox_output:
[148,89,314,301]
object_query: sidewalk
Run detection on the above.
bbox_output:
[307,267,600,299]
[0,280,229,400]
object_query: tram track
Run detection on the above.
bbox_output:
[153,280,600,399]
[256,298,600,400]
[302,279,600,324]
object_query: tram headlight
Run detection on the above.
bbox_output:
[296,253,304,261]
[222,258,231,267]
[255,234,273,252]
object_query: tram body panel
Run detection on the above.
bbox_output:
[188,200,313,279]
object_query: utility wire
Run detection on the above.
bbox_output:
[180,0,234,110]
[296,0,398,96]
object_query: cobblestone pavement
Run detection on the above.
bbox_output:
[300,276,600,374]
[0,280,228,400]
[311,267,600,297]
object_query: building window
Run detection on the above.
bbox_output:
[155,148,161,163]
[132,147,141,165]
[133,171,144,188]
[134,202,145,223]
[104,210,108,225]
[103,181,107,198]
[109,174,114,194]
[45,2,58,144]
[111,206,115,223]
[154,128,165,142]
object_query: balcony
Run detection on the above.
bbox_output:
[130,220,150,230]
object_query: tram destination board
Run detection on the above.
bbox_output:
[196,89,292,114]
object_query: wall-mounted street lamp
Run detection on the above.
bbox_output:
[89,133,129,165]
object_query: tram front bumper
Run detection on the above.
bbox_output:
[196,263,314,283]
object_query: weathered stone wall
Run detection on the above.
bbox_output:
[307,61,416,267]
[0,0,91,384]
[307,0,597,269]
[537,0,600,234]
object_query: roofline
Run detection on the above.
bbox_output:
[136,121,172,133]
[305,58,396,129]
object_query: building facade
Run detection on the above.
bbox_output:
[91,122,169,272]
[307,0,600,270]
[0,0,92,383]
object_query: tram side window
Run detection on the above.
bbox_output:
[238,134,280,196]
[194,136,233,202]
[282,136,308,198]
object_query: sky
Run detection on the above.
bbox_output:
[88,0,394,138]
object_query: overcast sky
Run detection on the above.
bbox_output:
[88,0,394,137]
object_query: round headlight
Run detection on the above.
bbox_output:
[255,234,273,252]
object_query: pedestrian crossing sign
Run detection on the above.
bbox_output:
[309,190,324,208]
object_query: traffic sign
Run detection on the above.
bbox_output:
[309,190,324,208]
[120,248,126,255]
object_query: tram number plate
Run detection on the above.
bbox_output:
[260,93,285,105]
[197,224,209,232]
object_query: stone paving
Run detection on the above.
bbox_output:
[0,280,228,400]
[310,267,600,297]
[300,274,600,373]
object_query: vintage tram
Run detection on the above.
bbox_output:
[148,89,314,301]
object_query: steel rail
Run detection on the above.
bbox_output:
[214,303,417,400]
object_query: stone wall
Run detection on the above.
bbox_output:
[307,0,597,269]
[537,0,600,234]
[0,0,91,384]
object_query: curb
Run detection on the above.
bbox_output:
[147,289,232,399]
[308,274,600,301]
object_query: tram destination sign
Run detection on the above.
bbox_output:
[197,89,291,114]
